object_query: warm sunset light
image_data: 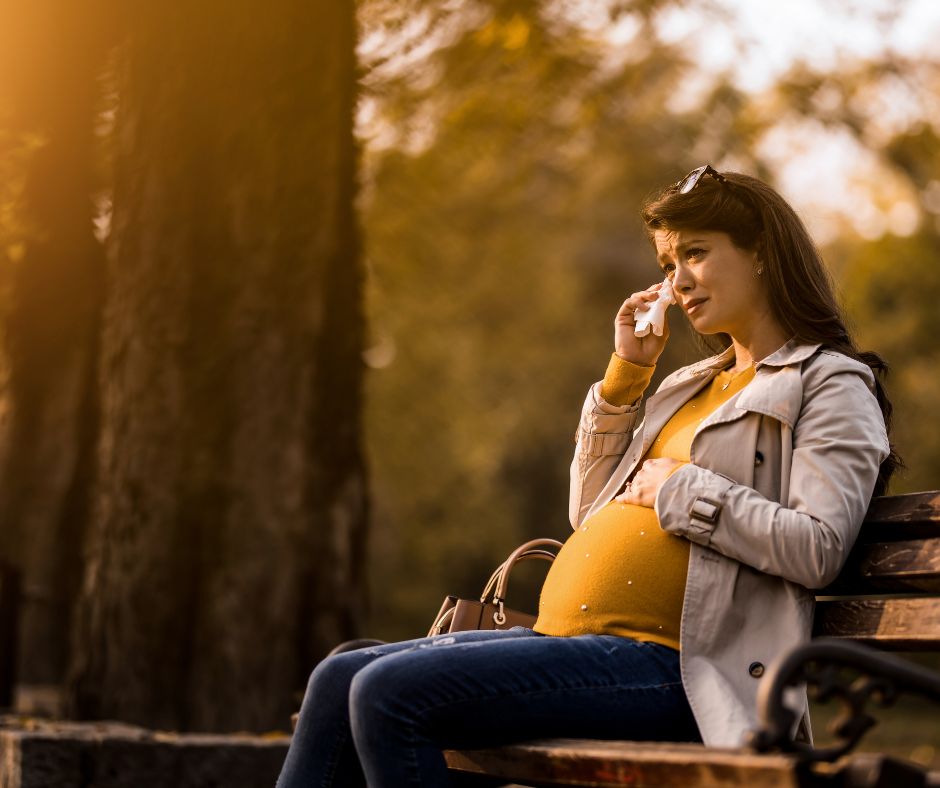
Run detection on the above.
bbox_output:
[0,1,938,784]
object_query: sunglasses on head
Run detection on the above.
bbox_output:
[674,164,726,194]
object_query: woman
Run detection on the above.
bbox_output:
[277,166,895,788]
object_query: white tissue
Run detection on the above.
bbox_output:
[633,277,676,337]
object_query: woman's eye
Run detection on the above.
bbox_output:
[686,248,705,260]
[661,264,675,278]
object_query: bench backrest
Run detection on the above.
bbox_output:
[814,491,940,650]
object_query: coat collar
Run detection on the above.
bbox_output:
[756,338,822,369]
[678,338,821,379]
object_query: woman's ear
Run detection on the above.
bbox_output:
[754,236,765,276]
[757,234,768,260]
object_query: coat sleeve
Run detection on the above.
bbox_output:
[654,364,890,589]
[569,383,646,529]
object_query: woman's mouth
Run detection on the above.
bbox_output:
[684,298,708,315]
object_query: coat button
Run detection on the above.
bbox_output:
[754,451,764,466]
[748,661,765,678]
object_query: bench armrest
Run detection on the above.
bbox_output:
[749,638,940,763]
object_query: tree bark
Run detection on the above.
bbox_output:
[69,0,368,731]
[0,1,108,715]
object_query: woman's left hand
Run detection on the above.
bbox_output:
[615,458,686,508]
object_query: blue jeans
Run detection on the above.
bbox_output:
[276,627,700,788]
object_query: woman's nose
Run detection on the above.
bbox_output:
[672,270,693,292]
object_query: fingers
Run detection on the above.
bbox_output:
[616,459,673,506]
[615,480,636,503]
[617,288,661,319]
[616,476,651,507]
[614,282,672,366]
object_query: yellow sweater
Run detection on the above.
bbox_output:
[534,354,755,650]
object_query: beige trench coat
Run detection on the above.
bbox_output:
[570,339,890,747]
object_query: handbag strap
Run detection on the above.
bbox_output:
[478,549,557,604]
[428,605,457,637]
[490,538,563,625]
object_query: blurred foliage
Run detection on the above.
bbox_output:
[358,0,713,639]
[775,61,940,494]
[356,0,940,640]
[1,0,937,646]
[837,226,940,493]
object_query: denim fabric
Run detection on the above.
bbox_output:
[276,627,699,788]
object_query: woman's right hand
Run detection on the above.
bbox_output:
[614,282,671,367]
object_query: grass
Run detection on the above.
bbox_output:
[809,692,940,770]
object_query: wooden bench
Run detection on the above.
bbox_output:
[444,491,940,788]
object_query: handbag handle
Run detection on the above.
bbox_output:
[428,551,555,638]
[429,605,456,636]
[490,538,563,625]
[478,549,557,604]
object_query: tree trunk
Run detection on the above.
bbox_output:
[69,0,368,731]
[0,1,108,716]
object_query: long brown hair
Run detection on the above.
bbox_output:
[641,170,901,495]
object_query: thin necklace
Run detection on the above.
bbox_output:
[720,364,753,391]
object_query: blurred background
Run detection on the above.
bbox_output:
[0,0,938,759]
[358,0,940,638]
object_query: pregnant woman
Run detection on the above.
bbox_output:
[276,166,896,788]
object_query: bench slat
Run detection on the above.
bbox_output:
[813,597,940,648]
[865,491,940,525]
[444,739,815,788]
[824,538,940,594]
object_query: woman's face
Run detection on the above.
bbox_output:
[653,228,769,339]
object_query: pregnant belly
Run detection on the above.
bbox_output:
[534,500,690,646]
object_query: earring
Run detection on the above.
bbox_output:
[754,265,763,277]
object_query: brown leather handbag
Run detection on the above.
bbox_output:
[428,538,563,637]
